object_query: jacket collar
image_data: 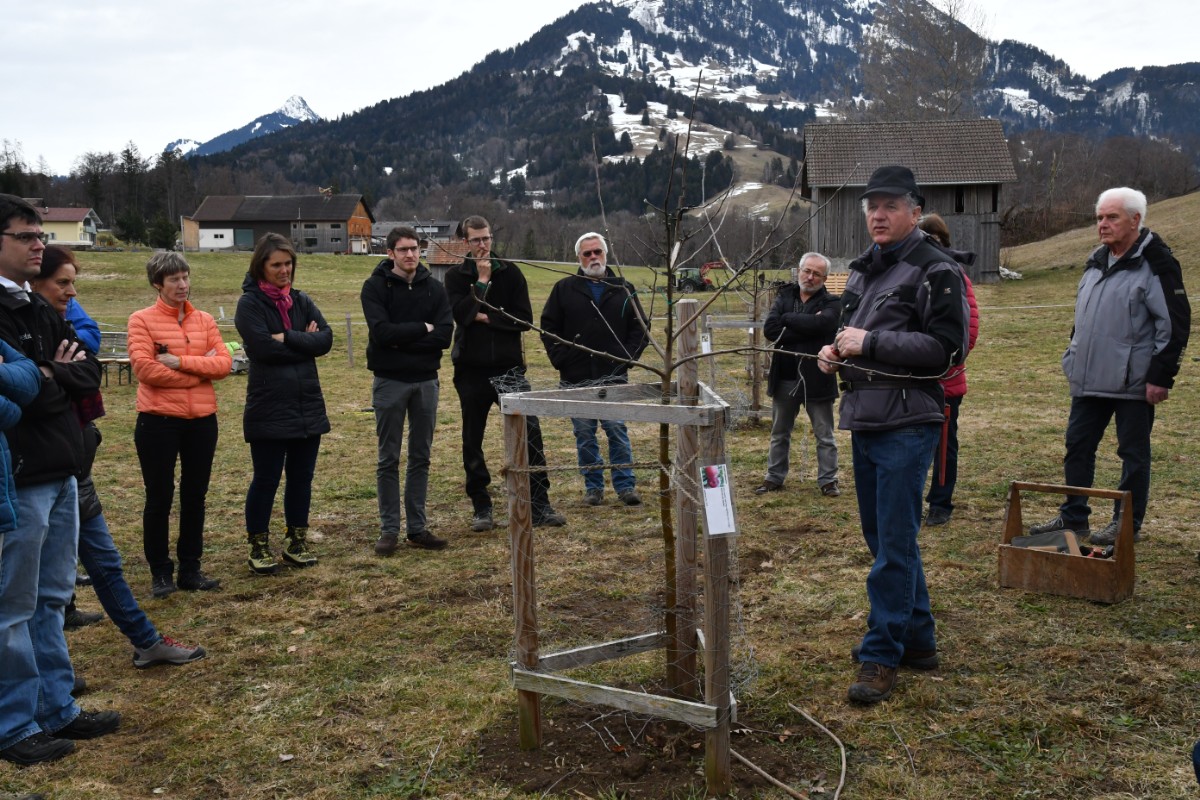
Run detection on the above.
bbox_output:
[1087,227,1153,274]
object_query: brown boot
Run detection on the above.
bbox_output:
[848,661,897,704]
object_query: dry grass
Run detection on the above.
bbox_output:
[3,194,1199,798]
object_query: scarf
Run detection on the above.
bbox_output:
[258,280,293,331]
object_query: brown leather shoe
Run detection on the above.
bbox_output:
[848,661,897,703]
[753,481,782,495]
[820,480,841,497]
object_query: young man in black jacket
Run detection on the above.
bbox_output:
[444,216,565,532]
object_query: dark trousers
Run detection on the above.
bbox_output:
[1060,396,1155,531]
[134,412,218,576]
[245,436,322,534]
[926,395,963,513]
[453,368,550,513]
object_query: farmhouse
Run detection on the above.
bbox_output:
[26,203,103,248]
[183,193,374,254]
[802,119,1017,283]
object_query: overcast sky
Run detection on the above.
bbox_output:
[5,0,1196,176]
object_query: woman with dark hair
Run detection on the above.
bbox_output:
[34,246,205,665]
[235,233,332,574]
[128,252,232,598]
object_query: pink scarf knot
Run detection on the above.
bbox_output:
[258,280,293,330]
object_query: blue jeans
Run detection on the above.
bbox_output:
[373,376,439,535]
[852,425,939,668]
[926,395,963,513]
[1060,396,1154,531]
[571,417,635,494]
[77,509,160,651]
[0,477,81,749]
[246,436,323,533]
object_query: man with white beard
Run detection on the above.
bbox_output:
[540,233,649,506]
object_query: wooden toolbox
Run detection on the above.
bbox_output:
[999,481,1135,604]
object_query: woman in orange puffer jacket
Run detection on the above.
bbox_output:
[128,253,232,599]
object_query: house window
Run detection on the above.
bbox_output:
[303,223,317,229]
[955,187,966,214]
[48,232,56,240]
[330,223,342,229]
[214,233,225,239]
[992,185,1000,213]
[304,237,318,248]
[330,237,342,244]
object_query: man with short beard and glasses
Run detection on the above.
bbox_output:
[540,232,649,507]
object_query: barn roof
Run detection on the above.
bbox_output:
[803,119,1017,188]
[425,240,470,265]
[37,207,99,223]
[191,194,375,223]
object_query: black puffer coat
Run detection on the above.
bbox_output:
[235,273,333,441]
[763,284,839,401]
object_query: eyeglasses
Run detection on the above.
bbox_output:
[391,245,420,254]
[799,268,827,279]
[1,231,48,245]
[580,248,604,258]
[467,235,493,246]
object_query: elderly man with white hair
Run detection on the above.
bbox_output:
[540,232,649,506]
[1029,187,1190,545]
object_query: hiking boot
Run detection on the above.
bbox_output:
[924,506,952,526]
[407,530,448,550]
[533,507,567,527]
[470,509,494,532]
[133,635,207,669]
[820,480,841,497]
[0,733,75,765]
[177,571,220,592]
[65,608,104,630]
[374,532,399,556]
[151,573,177,599]
[1028,515,1090,539]
[1088,518,1143,545]
[247,531,280,575]
[618,490,642,507]
[851,643,939,670]
[847,661,898,704]
[56,710,120,740]
[282,526,318,568]
[584,489,604,506]
[754,480,782,495]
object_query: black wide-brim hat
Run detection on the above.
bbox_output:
[860,165,925,208]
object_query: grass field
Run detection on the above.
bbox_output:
[2,194,1198,799]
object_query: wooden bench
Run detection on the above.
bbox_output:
[97,330,132,386]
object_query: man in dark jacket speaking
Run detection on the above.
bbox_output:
[540,232,649,506]
[818,166,968,705]
[1029,187,1190,545]
[756,252,840,498]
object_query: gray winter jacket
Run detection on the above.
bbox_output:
[1062,228,1190,399]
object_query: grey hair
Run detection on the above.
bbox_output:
[574,232,608,257]
[860,192,921,215]
[1096,187,1148,224]
[145,251,190,287]
[797,252,831,275]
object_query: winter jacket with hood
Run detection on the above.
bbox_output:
[360,259,453,382]
[540,268,649,385]
[940,273,979,400]
[444,253,533,373]
[763,283,840,402]
[236,272,334,441]
[128,296,232,419]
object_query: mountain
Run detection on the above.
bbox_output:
[166,95,321,159]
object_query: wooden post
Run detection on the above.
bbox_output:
[504,411,541,749]
[748,292,769,425]
[670,300,700,699]
[344,313,354,368]
[700,414,732,794]
[703,314,717,391]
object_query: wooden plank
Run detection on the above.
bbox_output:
[504,412,541,750]
[536,632,666,673]
[700,415,732,794]
[502,382,668,403]
[510,669,719,729]
[501,395,716,426]
[671,303,701,699]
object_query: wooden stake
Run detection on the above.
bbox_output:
[504,411,541,749]
[670,300,700,699]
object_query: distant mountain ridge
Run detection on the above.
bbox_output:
[165,95,320,158]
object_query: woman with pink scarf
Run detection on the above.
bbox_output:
[234,234,332,575]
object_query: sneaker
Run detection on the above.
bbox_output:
[282,526,318,568]
[851,643,939,670]
[584,489,604,506]
[924,506,952,526]
[0,732,75,765]
[56,709,121,740]
[847,661,897,704]
[374,532,399,556]
[1028,515,1090,539]
[820,480,841,498]
[407,530,448,550]
[133,635,207,669]
[177,571,220,592]
[247,531,280,575]
[1088,519,1143,545]
[618,490,642,506]
[151,573,177,599]
[64,608,104,630]
[753,480,782,495]
[470,509,494,532]
[533,507,567,527]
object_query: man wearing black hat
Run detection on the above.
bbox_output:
[818,166,968,704]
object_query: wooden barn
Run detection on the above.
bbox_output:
[802,119,1017,283]
[185,194,374,255]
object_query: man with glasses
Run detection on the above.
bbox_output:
[757,252,841,497]
[445,216,565,532]
[540,232,649,507]
[0,194,114,764]
[362,226,454,553]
